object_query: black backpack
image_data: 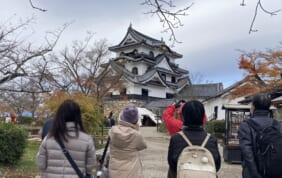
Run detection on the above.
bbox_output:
[247,119,282,177]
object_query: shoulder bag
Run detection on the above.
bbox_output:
[56,137,92,178]
[96,136,110,178]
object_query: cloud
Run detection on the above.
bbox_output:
[1,0,281,88]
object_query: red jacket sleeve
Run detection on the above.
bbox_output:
[162,105,183,136]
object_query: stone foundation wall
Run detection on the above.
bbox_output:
[103,100,145,120]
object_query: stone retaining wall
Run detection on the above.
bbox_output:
[103,100,145,119]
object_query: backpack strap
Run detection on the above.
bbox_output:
[178,131,211,148]
[178,131,193,146]
[201,133,211,148]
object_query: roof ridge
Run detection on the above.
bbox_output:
[129,26,164,44]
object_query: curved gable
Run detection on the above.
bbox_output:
[155,56,174,73]
[120,33,138,46]
[143,72,169,87]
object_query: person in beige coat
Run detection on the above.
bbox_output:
[36,100,96,178]
[109,104,147,178]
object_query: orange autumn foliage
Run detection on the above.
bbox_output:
[232,49,282,97]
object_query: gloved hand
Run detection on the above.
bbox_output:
[174,100,186,108]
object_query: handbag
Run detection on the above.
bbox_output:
[56,136,92,178]
[96,136,110,178]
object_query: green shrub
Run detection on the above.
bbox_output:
[34,119,45,127]
[157,122,168,133]
[0,117,5,122]
[21,116,33,125]
[205,120,225,140]
[0,123,28,165]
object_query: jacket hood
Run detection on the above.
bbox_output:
[251,110,272,128]
[109,120,139,148]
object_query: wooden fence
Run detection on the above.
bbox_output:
[93,126,111,145]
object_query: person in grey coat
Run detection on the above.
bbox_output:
[36,100,96,178]
[238,94,274,178]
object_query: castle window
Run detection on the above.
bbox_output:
[149,51,154,58]
[171,76,176,83]
[161,74,166,81]
[132,67,138,75]
[120,88,127,96]
[214,106,218,120]
[166,93,174,99]
[142,88,148,97]
[133,49,138,54]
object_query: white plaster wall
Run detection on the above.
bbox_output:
[126,83,175,98]
[138,63,148,75]
[149,85,175,98]
[116,46,154,58]
[115,45,175,61]
[170,58,176,64]
[126,83,140,95]
[112,90,120,95]
[125,62,148,75]
[203,95,245,120]
[157,59,173,72]
[166,75,172,82]
[138,47,151,54]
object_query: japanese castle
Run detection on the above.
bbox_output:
[104,25,191,102]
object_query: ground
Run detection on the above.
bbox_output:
[139,127,242,178]
[17,126,242,178]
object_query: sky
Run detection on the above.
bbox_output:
[1,0,282,88]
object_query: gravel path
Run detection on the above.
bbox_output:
[140,127,242,178]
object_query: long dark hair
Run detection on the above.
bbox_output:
[48,99,86,141]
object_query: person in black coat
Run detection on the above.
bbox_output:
[108,111,115,127]
[167,100,221,178]
[41,118,53,140]
[238,94,273,178]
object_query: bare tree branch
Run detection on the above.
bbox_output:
[241,0,281,34]
[29,0,47,12]
[142,0,194,46]
[0,87,50,93]
[0,19,68,94]
[49,34,112,97]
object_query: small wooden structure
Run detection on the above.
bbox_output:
[222,104,250,163]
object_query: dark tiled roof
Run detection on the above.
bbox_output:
[155,55,188,75]
[129,26,164,45]
[145,99,175,108]
[238,84,282,104]
[179,83,223,98]
[109,25,182,58]
[203,76,253,102]
[107,59,190,89]
[115,55,155,65]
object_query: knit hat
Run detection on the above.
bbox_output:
[182,100,205,126]
[120,104,138,124]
